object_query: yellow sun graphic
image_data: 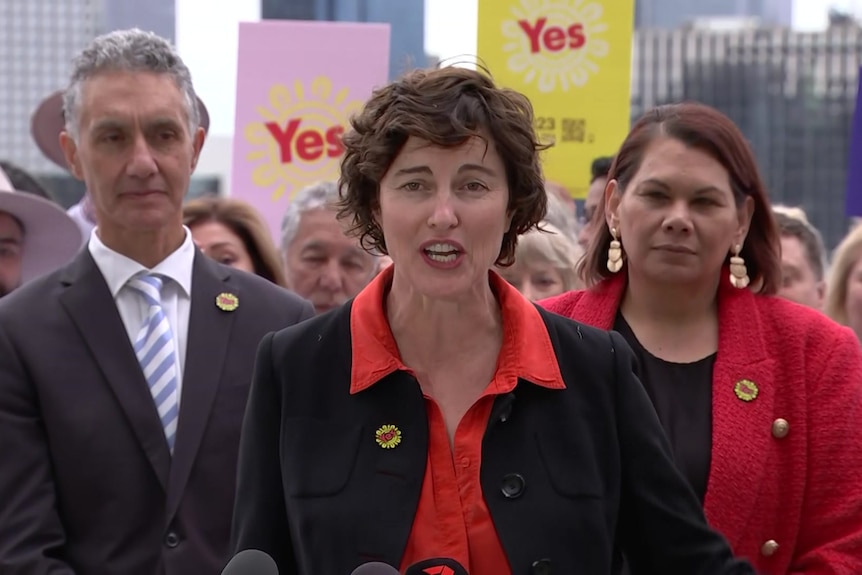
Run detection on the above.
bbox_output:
[375,424,402,449]
[244,76,365,201]
[502,0,609,93]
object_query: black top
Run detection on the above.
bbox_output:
[613,313,715,504]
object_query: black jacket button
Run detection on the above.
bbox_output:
[501,473,526,498]
[532,558,552,575]
[164,532,180,548]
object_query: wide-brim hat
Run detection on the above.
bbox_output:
[31,89,211,170]
[0,168,83,282]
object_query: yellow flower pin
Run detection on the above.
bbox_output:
[734,379,759,402]
[216,292,239,312]
[375,424,402,449]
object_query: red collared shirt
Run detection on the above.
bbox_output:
[350,266,565,574]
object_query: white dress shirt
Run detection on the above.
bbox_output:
[88,227,195,408]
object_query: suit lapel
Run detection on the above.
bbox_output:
[59,251,171,490]
[165,253,236,519]
[703,282,775,548]
[352,370,428,566]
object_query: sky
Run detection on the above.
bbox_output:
[177,0,862,137]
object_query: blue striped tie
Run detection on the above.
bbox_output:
[127,274,179,453]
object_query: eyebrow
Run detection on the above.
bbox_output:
[392,163,500,178]
[0,237,22,246]
[92,116,183,133]
[640,178,724,195]
[206,241,239,251]
[301,240,366,256]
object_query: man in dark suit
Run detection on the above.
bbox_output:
[0,28,313,575]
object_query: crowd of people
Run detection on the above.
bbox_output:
[0,27,860,575]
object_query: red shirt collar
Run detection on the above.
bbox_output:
[349,265,566,394]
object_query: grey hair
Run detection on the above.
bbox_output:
[280,181,341,251]
[63,28,199,140]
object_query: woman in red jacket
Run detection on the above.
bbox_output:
[542,102,862,574]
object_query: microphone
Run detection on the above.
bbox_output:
[404,558,469,575]
[350,562,401,575]
[221,549,278,575]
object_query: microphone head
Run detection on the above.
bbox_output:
[350,562,401,575]
[222,549,279,575]
[404,558,469,575]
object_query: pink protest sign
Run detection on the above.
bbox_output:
[231,20,390,242]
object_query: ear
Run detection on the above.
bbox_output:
[604,179,622,231]
[734,195,756,248]
[190,127,206,172]
[59,131,85,181]
[815,280,826,309]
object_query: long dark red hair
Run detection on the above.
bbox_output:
[579,102,781,294]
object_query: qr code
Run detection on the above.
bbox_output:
[561,118,586,143]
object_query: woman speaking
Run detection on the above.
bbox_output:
[229,66,755,575]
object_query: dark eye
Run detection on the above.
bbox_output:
[465,181,488,192]
[694,197,719,206]
[401,182,424,192]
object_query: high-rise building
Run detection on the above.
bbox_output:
[261,0,426,80]
[0,1,176,177]
[631,23,862,248]
[635,0,792,29]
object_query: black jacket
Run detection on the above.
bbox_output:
[231,301,755,575]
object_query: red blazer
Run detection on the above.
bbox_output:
[541,274,862,575]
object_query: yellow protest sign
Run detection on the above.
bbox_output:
[477,0,634,199]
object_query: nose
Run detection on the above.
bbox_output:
[662,201,692,234]
[427,189,459,229]
[317,260,344,292]
[126,134,158,179]
[521,283,537,301]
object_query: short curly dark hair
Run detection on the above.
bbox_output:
[337,66,548,266]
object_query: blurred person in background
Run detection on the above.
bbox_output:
[496,222,582,300]
[0,166,81,297]
[543,102,862,574]
[0,160,57,202]
[772,206,826,310]
[825,223,862,340]
[280,181,379,314]
[30,88,211,240]
[577,155,613,250]
[543,189,578,242]
[0,29,313,575]
[184,197,287,287]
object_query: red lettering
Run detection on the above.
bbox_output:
[265,118,302,163]
[265,118,346,163]
[567,23,586,49]
[296,130,324,161]
[518,18,587,53]
[518,17,546,53]
[325,125,345,158]
[543,25,566,51]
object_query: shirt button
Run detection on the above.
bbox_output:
[772,418,789,439]
[460,457,470,468]
[164,532,180,548]
[531,558,553,575]
[761,540,779,557]
[501,473,526,499]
